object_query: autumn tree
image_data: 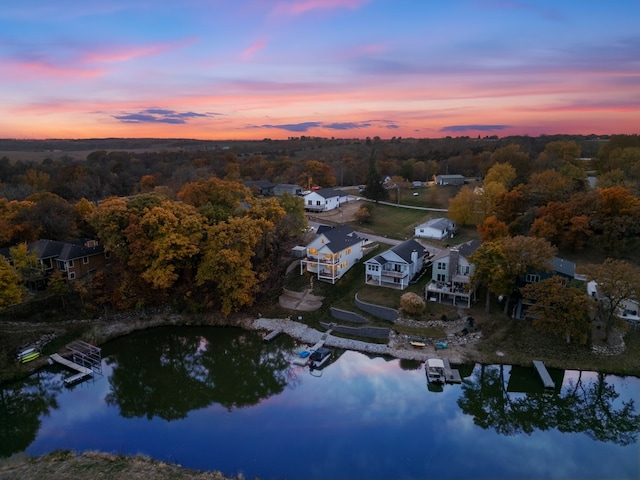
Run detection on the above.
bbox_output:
[448,186,480,226]
[124,200,205,290]
[477,216,509,242]
[583,258,640,341]
[591,186,640,253]
[469,241,510,314]
[489,144,531,185]
[522,277,592,344]
[299,160,337,188]
[483,162,516,189]
[0,256,22,309]
[197,216,272,316]
[471,236,556,314]
[178,177,251,224]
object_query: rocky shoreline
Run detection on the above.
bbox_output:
[251,316,481,365]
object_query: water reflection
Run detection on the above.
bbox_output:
[0,370,61,457]
[0,326,638,480]
[103,326,296,419]
[458,365,640,445]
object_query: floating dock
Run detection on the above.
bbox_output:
[533,360,555,389]
[50,353,93,385]
[292,330,332,366]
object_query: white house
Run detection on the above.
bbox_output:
[300,225,365,284]
[587,280,640,324]
[303,188,346,212]
[414,218,456,240]
[364,239,430,290]
[426,239,480,308]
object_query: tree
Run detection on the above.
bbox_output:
[522,277,592,344]
[469,241,510,313]
[448,186,480,226]
[124,201,205,290]
[197,217,271,316]
[500,236,557,315]
[0,256,22,309]
[477,216,509,242]
[484,162,516,188]
[583,258,640,341]
[362,151,388,203]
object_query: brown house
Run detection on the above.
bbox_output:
[28,238,110,281]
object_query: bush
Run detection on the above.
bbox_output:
[400,292,426,315]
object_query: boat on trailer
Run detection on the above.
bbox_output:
[425,358,446,384]
[308,347,332,370]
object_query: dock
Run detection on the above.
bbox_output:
[50,353,93,385]
[443,358,462,384]
[533,360,555,389]
[263,328,282,342]
[292,329,332,366]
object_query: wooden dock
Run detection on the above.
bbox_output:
[263,328,282,342]
[533,360,555,389]
[50,353,93,385]
[443,358,462,384]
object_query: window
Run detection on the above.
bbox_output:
[459,265,470,275]
[437,262,446,270]
[437,273,446,282]
[68,259,74,267]
[68,272,75,280]
[83,256,89,264]
[526,274,540,283]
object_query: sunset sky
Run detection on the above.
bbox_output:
[1,0,639,140]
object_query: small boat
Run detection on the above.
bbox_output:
[308,347,332,370]
[425,358,446,384]
[16,347,36,360]
[410,341,426,348]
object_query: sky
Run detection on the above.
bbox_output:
[1,0,639,141]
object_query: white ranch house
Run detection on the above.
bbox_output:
[303,188,347,212]
[299,225,365,284]
[364,239,431,290]
[414,217,456,240]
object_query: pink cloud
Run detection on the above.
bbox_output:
[82,38,197,64]
[4,59,108,81]
[272,0,369,16]
[240,39,268,61]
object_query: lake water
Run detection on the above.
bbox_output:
[1,326,639,480]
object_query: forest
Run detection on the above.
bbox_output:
[1,133,640,324]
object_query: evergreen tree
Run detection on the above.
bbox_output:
[363,150,388,203]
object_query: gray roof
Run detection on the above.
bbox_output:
[552,257,576,277]
[28,239,104,261]
[321,225,362,252]
[312,187,343,199]
[369,239,427,266]
[419,217,453,230]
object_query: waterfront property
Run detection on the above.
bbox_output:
[300,225,365,283]
[426,239,480,308]
[364,239,431,290]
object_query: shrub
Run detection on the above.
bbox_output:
[400,292,426,315]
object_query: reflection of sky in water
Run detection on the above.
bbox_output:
[23,346,640,480]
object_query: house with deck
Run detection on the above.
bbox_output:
[303,188,346,212]
[299,225,365,284]
[414,217,456,240]
[426,239,480,308]
[364,239,431,290]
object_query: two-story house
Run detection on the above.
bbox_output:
[299,225,365,284]
[364,239,430,290]
[29,238,110,282]
[426,239,480,308]
[303,188,346,212]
